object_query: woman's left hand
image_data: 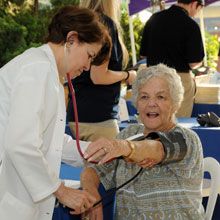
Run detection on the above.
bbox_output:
[84,138,130,164]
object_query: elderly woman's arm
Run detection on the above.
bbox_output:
[84,137,165,166]
[81,167,100,195]
[80,167,103,220]
[84,128,189,167]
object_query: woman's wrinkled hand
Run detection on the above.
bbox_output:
[84,138,130,164]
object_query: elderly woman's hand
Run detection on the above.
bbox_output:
[84,138,164,168]
[84,138,131,164]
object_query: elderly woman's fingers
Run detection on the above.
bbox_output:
[87,144,116,163]
[87,147,107,162]
[98,153,114,164]
[84,143,102,159]
[84,138,129,164]
[85,138,122,163]
[87,147,115,164]
[84,138,112,159]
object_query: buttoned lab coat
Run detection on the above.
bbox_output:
[0,44,87,220]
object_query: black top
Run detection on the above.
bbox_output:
[66,14,123,123]
[218,45,220,56]
[140,5,204,72]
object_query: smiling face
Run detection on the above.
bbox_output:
[137,77,177,134]
[65,38,102,79]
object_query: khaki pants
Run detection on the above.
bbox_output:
[69,119,119,141]
[176,72,196,118]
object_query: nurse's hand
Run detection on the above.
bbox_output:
[54,182,97,214]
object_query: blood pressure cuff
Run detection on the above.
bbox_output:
[146,131,187,165]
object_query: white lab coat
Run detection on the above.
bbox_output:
[0,44,87,220]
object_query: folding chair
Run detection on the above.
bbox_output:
[203,157,220,220]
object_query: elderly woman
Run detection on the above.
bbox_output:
[81,64,205,220]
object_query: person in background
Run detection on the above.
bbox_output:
[81,64,204,220]
[66,0,136,141]
[140,0,205,117]
[0,5,111,220]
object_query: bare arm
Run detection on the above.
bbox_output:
[128,139,165,164]
[90,61,136,85]
[84,138,164,166]
[189,61,203,70]
[80,167,103,220]
[81,167,100,195]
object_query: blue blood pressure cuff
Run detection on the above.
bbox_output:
[146,131,187,164]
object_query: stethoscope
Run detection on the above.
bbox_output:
[67,73,99,164]
[67,73,85,159]
[66,72,143,208]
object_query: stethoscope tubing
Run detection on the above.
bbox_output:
[67,73,98,164]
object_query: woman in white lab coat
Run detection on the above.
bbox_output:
[0,5,111,220]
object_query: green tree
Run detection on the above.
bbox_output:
[0,15,27,66]
[0,0,50,66]
[121,11,144,67]
[205,32,219,70]
[50,0,79,8]
[15,9,49,44]
[0,0,219,69]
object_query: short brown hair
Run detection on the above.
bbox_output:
[46,5,111,65]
